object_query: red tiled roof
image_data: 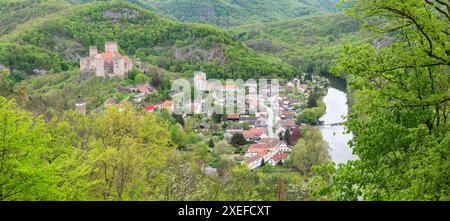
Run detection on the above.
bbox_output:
[102,52,113,60]
[277,119,296,128]
[247,144,269,157]
[248,156,262,164]
[144,105,156,111]
[194,74,204,81]
[137,84,151,93]
[226,114,240,119]
[160,100,172,109]
[242,128,267,139]
[271,153,289,162]
[259,138,281,149]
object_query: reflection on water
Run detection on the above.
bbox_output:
[320,88,358,164]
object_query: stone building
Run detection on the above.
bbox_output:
[193,71,207,91]
[80,42,133,79]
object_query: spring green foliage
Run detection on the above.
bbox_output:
[0,0,294,80]
[232,13,370,76]
[288,127,330,175]
[0,0,71,35]
[0,97,92,200]
[11,71,124,118]
[0,43,71,74]
[312,0,450,201]
[297,100,326,125]
[137,0,341,27]
[0,97,313,200]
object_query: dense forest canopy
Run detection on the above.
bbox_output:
[232,13,370,76]
[0,0,294,80]
[132,0,342,27]
[313,0,450,200]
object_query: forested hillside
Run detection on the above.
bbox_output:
[134,0,341,27]
[0,0,294,80]
[0,0,448,202]
[233,14,370,76]
[0,0,71,35]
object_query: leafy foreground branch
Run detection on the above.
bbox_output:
[312,0,450,201]
[0,97,319,201]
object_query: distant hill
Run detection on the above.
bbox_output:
[231,14,371,75]
[133,0,342,27]
[0,0,294,79]
[0,0,71,35]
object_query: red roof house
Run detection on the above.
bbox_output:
[144,105,156,112]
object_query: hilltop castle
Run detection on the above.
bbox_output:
[80,42,133,79]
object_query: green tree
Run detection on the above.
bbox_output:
[324,0,450,200]
[242,122,250,130]
[88,104,174,200]
[290,128,330,175]
[231,133,246,147]
[307,92,319,108]
[0,98,90,200]
[296,106,325,125]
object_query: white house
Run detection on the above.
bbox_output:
[193,71,207,91]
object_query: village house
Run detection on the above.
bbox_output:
[280,110,296,119]
[226,124,244,134]
[196,122,211,133]
[255,118,269,129]
[158,100,173,112]
[226,114,240,122]
[143,100,173,113]
[144,105,157,112]
[275,119,297,136]
[268,153,289,165]
[239,116,258,128]
[193,71,207,91]
[80,42,133,79]
[242,128,269,141]
[136,83,154,94]
[245,137,289,170]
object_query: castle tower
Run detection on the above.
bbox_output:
[94,55,105,77]
[105,42,118,53]
[75,95,86,115]
[89,46,98,57]
[113,59,126,79]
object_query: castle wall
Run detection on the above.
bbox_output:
[80,57,95,74]
[80,42,132,79]
[89,46,98,57]
[94,57,105,77]
[124,61,133,73]
[113,59,125,79]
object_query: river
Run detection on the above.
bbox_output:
[319,87,358,164]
